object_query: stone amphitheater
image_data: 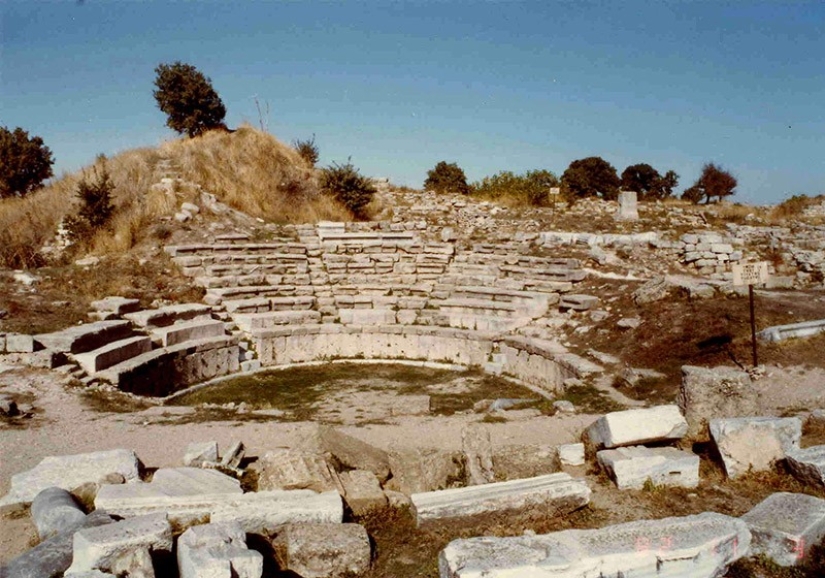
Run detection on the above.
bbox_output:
[2,180,825,577]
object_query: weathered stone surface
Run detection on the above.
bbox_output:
[183,441,219,467]
[257,448,342,493]
[124,303,212,328]
[90,296,141,316]
[31,487,86,540]
[742,492,825,567]
[107,545,155,578]
[615,190,639,221]
[559,294,599,311]
[439,512,750,578]
[786,445,825,488]
[491,445,559,480]
[558,443,585,467]
[340,469,386,515]
[0,449,140,507]
[411,473,590,525]
[95,467,242,519]
[584,405,687,450]
[150,318,226,347]
[273,522,371,578]
[710,417,802,478]
[177,522,263,578]
[678,365,758,443]
[74,336,152,374]
[210,490,344,534]
[220,441,245,470]
[597,446,700,490]
[35,320,132,354]
[318,426,391,482]
[66,513,172,575]
[387,447,464,494]
[0,511,113,578]
[462,424,494,485]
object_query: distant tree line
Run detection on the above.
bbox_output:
[423,156,737,205]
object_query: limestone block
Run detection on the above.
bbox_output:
[462,424,495,485]
[339,308,397,325]
[183,441,219,467]
[559,294,600,311]
[74,336,152,374]
[678,365,758,443]
[1,511,114,578]
[411,473,590,525]
[150,319,225,347]
[742,492,825,566]
[124,303,212,328]
[614,190,639,221]
[6,333,37,353]
[256,448,342,493]
[177,522,263,578]
[558,443,585,467]
[273,522,371,578]
[439,512,750,578]
[90,296,141,316]
[107,546,155,578]
[340,469,387,515]
[35,320,132,354]
[64,571,116,577]
[220,441,245,469]
[66,513,172,575]
[584,405,688,450]
[31,487,87,540]
[210,490,344,534]
[0,449,140,507]
[387,447,464,494]
[785,445,825,487]
[597,446,700,490]
[318,426,391,482]
[710,417,802,478]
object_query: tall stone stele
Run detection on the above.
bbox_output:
[615,190,639,221]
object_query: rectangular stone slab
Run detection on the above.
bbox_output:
[0,449,140,507]
[35,320,132,354]
[742,492,825,566]
[73,335,152,374]
[585,405,688,450]
[150,318,226,347]
[597,446,700,490]
[439,512,750,578]
[709,416,802,479]
[411,473,591,526]
[66,513,172,575]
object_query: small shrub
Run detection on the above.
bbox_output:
[472,169,559,206]
[770,194,823,221]
[293,134,319,167]
[424,161,470,195]
[320,161,376,219]
[65,160,115,244]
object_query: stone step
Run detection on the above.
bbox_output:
[499,264,586,282]
[72,335,153,375]
[124,304,213,328]
[233,310,322,332]
[165,243,308,257]
[205,285,311,305]
[410,473,591,525]
[149,318,227,347]
[35,320,133,355]
[194,274,267,289]
[223,295,317,314]
[439,512,750,577]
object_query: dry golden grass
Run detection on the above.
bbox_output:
[0,125,353,268]
[159,124,350,223]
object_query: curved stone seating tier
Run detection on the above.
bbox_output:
[252,325,599,394]
[95,336,239,397]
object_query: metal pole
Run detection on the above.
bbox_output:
[749,284,758,367]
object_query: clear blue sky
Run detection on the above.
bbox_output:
[2,1,823,205]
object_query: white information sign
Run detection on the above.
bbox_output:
[549,187,561,196]
[732,261,769,286]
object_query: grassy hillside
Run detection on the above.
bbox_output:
[0,125,350,269]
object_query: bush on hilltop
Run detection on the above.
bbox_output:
[0,126,54,199]
[424,161,471,195]
[472,169,559,206]
[561,156,620,201]
[320,161,376,219]
[153,61,227,138]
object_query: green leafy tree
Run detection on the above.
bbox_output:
[0,126,54,198]
[686,162,738,204]
[65,160,115,243]
[153,61,227,138]
[561,156,620,200]
[472,169,559,206]
[320,161,376,219]
[424,161,470,195]
[620,163,679,200]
